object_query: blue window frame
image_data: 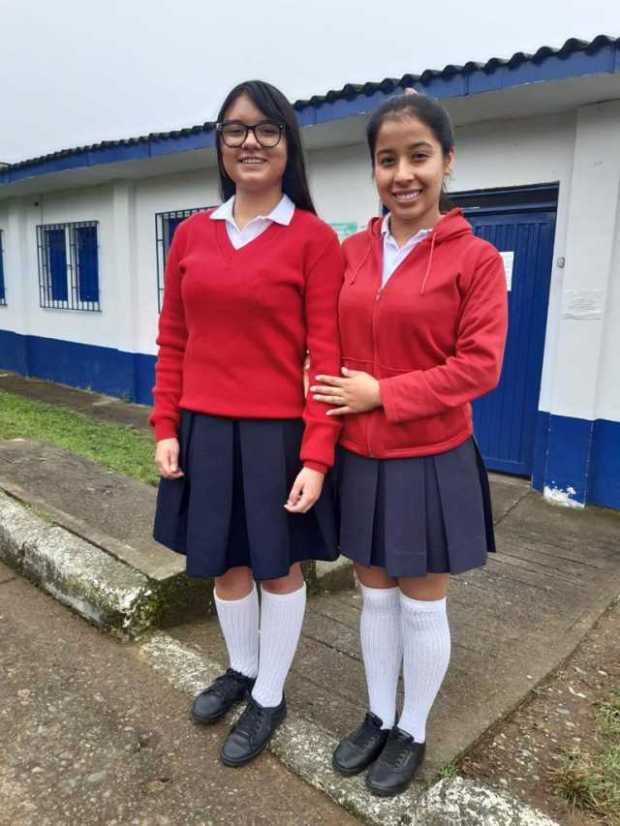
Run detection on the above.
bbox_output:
[0,230,6,306]
[37,221,100,311]
[155,207,210,310]
[46,228,68,302]
[76,224,99,303]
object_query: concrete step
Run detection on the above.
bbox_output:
[0,439,213,637]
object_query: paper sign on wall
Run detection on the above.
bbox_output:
[500,251,514,291]
[330,222,358,241]
[561,290,604,320]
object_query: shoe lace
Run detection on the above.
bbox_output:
[380,729,414,769]
[352,713,383,748]
[234,699,267,738]
[209,669,248,698]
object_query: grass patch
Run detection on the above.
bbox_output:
[550,688,620,821]
[438,762,459,780]
[598,689,620,740]
[0,390,158,485]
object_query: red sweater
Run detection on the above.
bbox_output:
[150,208,343,473]
[339,209,508,458]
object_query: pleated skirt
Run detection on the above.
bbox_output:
[153,411,338,580]
[335,437,495,578]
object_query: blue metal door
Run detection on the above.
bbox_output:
[468,210,556,476]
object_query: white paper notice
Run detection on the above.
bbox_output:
[500,251,514,292]
[562,290,604,320]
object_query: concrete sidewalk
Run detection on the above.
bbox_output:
[0,558,360,826]
[1,372,619,824]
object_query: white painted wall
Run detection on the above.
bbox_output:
[549,101,620,424]
[0,203,8,309]
[133,168,221,355]
[2,104,619,427]
[598,191,620,422]
[2,186,118,347]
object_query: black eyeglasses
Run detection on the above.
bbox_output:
[216,120,285,148]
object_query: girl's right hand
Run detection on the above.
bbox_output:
[155,437,184,479]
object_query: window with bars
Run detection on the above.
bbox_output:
[0,230,6,306]
[155,207,210,310]
[36,221,101,311]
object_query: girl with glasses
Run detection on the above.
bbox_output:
[311,92,508,796]
[150,80,343,767]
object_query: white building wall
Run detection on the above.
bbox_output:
[598,193,620,422]
[3,186,118,347]
[133,168,221,356]
[0,203,9,307]
[308,142,378,229]
[550,101,620,424]
[1,106,619,431]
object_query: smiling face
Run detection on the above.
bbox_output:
[373,115,454,236]
[219,93,288,197]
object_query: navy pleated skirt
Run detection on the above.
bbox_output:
[153,411,339,580]
[335,437,495,578]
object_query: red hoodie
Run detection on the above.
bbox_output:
[338,209,508,459]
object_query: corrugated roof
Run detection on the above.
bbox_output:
[294,34,619,106]
[2,34,619,181]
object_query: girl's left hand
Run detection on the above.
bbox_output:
[310,368,382,416]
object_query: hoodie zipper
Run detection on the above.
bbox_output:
[361,215,454,456]
[367,284,384,458]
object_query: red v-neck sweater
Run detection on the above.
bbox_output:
[150,208,344,473]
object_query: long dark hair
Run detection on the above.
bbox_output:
[215,80,316,214]
[367,93,455,213]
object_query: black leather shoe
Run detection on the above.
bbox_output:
[220,695,287,767]
[332,712,389,776]
[190,669,255,725]
[366,727,426,797]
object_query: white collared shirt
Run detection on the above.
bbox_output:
[210,194,295,249]
[381,213,432,287]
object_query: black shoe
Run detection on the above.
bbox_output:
[366,727,426,797]
[332,712,389,776]
[190,669,255,725]
[220,694,287,767]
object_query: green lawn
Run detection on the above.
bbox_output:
[0,390,158,486]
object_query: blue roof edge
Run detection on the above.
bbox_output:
[2,34,619,188]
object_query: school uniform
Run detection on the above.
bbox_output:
[336,208,508,577]
[150,195,344,580]
[331,208,508,793]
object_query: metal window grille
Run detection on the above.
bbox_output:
[36,221,101,311]
[0,230,6,306]
[155,207,210,311]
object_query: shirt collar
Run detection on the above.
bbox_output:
[381,213,432,246]
[210,194,295,227]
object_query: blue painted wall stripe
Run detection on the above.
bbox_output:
[0,329,155,406]
[531,411,620,510]
[590,419,620,510]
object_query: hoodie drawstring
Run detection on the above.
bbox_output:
[348,241,373,285]
[420,232,437,295]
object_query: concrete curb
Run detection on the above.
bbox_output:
[314,555,356,591]
[0,490,158,637]
[138,632,560,826]
[414,778,559,825]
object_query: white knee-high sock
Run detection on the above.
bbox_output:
[214,583,259,680]
[251,583,307,708]
[397,594,451,743]
[359,584,402,729]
